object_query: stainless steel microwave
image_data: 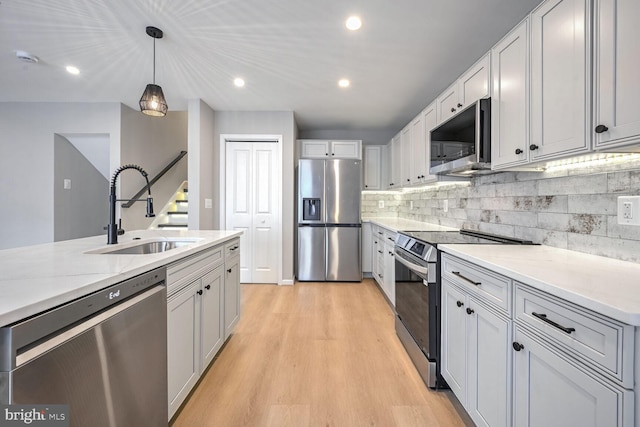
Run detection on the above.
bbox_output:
[429,98,491,176]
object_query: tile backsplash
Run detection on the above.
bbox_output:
[362,157,640,262]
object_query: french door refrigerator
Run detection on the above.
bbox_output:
[297,158,362,281]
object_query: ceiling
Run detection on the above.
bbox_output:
[0,0,541,132]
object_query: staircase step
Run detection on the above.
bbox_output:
[158,223,188,228]
[167,211,188,215]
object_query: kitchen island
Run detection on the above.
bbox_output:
[0,229,241,328]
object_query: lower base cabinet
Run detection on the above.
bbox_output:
[513,326,634,427]
[441,279,511,427]
[167,238,241,420]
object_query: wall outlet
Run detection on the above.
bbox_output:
[378,200,385,209]
[204,198,213,209]
[618,196,640,225]
[410,200,414,209]
[443,199,448,212]
[63,179,71,190]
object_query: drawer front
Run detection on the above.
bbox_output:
[168,246,223,295]
[225,239,240,261]
[514,284,633,387]
[441,254,511,314]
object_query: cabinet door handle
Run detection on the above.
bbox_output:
[595,124,609,134]
[406,178,410,182]
[451,271,481,286]
[388,251,394,257]
[331,153,335,156]
[365,185,368,188]
[456,300,464,307]
[466,307,474,315]
[529,144,539,151]
[197,290,203,295]
[377,250,383,254]
[451,107,456,113]
[512,342,524,351]
[457,103,463,108]
[515,148,523,155]
[205,284,211,290]
[532,312,576,334]
[227,268,232,273]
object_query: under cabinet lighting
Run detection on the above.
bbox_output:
[545,153,640,171]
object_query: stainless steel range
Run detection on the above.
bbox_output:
[394,229,533,389]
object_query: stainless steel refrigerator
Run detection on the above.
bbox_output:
[297,158,362,282]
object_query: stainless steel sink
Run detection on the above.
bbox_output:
[90,240,198,255]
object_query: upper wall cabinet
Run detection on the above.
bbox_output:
[491,18,530,170]
[593,0,640,150]
[389,133,402,189]
[437,53,491,123]
[299,139,362,159]
[363,145,382,190]
[530,0,590,161]
[401,125,413,186]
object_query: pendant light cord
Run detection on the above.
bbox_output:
[152,37,156,84]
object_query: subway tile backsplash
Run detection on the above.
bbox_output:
[362,159,640,262]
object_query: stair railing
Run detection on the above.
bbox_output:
[122,150,187,208]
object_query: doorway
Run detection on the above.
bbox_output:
[223,136,281,284]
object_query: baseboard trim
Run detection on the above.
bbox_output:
[280,279,294,286]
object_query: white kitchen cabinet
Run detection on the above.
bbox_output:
[401,125,412,187]
[200,266,225,369]
[437,54,491,124]
[437,83,459,123]
[363,146,382,190]
[389,133,402,189]
[530,0,590,161]
[362,222,372,274]
[382,232,396,306]
[458,53,491,111]
[513,326,633,427]
[441,278,511,427]
[224,240,240,339]
[593,0,640,150]
[421,102,438,183]
[370,225,396,306]
[411,112,427,185]
[491,18,530,169]
[299,139,361,159]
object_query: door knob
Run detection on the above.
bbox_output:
[529,144,539,151]
[515,148,523,155]
[205,284,211,290]
[466,307,474,315]
[512,342,524,351]
[451,107,456,113]
[197,290,203,295]
[595,125,609,134]
[227,268,232,273]
[457,103,463,108]
[456,301,464,307]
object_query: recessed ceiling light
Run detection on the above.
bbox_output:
[345,16,362,31]
[338,79,350,88]
[15,50,39,63]
[66,65,80,75]
[234,78,245,87]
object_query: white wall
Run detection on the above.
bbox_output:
[213,111,297,283]
[119,105,188,231]
[187,99,217,230]
[0,102,121,249]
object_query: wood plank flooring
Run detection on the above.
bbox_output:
[171,279,472,427]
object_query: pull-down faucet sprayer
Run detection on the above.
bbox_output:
[108,164,155,244]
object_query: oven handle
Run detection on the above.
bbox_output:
[394,250,430,276]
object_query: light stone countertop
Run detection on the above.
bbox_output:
[439,244,640,326]
[0,229,242,328]
[363,217,458,233]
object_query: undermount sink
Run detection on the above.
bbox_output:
[88,239,200,255]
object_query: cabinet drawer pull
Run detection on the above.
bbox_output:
[451,271,481,286]
[205,284,211,290]
[457,103,463,108]
[515,148,523,155]
[456,301,464,307]
[466,307,474,315]
[451,107,456,113]
[227,268,232,273]
[197,290,203,295]
[512,342,524,351]
[595,124,609,134]
[378,250,383,254]
[532,312,575,334]
[529,144,539,151]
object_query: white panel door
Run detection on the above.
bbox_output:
[441,280,468,405]
[411,114,425,185]
[437,83,459,123]
[458,53,490,108]
[491,19,530,169]
[530,0,590,160]
[401,125,412,186]
[594,0,640,149]
[422,103,438,182]
[226,141,279,283]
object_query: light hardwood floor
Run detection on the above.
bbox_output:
[171,279,472,427]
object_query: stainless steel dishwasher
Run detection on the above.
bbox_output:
[0,267,168,426]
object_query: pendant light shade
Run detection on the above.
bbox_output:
[140,26,168,117]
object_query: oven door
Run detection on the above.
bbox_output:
[394,249,435,360]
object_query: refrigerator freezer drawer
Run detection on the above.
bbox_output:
[298,225,326,281]
[326,226,361,281]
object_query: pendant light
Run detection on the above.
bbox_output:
[139,26,168,117]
